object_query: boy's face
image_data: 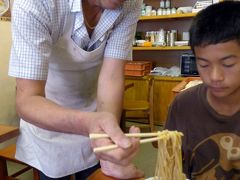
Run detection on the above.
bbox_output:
[194,40,240,99]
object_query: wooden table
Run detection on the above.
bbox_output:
[0,124,19,143]
[88,169,144,180]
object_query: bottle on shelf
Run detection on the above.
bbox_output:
[157,8,163,16]
[160,0,165,9]
[165,0,171,8]
[145,32,151,42]
[166,30,171,46]
[166,8,171,15]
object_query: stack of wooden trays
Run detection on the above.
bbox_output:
[124,61,152,76]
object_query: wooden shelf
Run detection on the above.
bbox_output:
[139,13,197,21]
[133,46,191,51]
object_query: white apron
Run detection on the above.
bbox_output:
[16,12,113,178]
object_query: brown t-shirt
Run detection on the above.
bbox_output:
[165,83,240,180]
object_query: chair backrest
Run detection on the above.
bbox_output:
[124,76,153,103]
[123,76,154,132]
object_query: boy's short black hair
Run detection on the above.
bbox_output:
[189,1,240,52]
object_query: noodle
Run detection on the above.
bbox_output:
[154,130,186,180]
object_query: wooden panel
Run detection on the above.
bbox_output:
[152,76,184,125]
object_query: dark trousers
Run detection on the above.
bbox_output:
[39,163,101,180]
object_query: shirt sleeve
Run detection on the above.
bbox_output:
[104,0,142,60]
[8,0,53,80]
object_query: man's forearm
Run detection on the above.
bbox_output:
[97,59,125,122]
[97,79,124,122]
[16,94,95,135]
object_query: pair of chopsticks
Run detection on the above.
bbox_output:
[89,132,162,153]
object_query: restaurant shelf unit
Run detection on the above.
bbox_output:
[134,0,197,66]
[125,0,197,125]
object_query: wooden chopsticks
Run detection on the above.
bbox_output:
[90,132,160,139]
[90,132,162,153]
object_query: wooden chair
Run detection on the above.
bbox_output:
[0,125,72,180]
[121,76,154,132]
[0,144,40,180]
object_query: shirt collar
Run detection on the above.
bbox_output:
[68,0,82,13]
[69,0,124,13]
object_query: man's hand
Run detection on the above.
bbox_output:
[90,115,139,163]
[90,117,144,179]
[100,160,144,179]
[99,126,144,179]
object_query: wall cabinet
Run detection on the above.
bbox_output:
[124,0,197,126]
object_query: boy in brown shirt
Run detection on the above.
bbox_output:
[165,1,240,179]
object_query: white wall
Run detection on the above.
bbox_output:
[0,21,18,126]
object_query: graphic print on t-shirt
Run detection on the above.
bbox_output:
[190,133,240,180]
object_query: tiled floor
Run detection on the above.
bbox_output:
[7,125,162,179]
